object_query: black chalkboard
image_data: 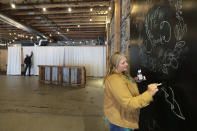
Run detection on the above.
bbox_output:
[129,0,197,131]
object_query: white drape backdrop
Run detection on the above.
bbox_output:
[35,47,65,75]
[7,46,106,77]
[64,46,106,76]
[7,46,21,75]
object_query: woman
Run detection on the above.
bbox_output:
[104,52,159,131]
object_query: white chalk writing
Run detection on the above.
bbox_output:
[161,86,185,120]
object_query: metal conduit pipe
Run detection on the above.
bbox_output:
[0,13,47,39]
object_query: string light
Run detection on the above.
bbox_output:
[43,8,46,12]
[68,8,72,12]
[11,3,16,8]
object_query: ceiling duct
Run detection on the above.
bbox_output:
[0,13,47,39]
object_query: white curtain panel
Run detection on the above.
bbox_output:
[22,47,35,75]
[7,46,106,77]
[35,46,65,75]
[7,46,21,75]
[64,46,106,77]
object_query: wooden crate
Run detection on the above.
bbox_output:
[38,65,86,87]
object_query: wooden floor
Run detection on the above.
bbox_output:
[0,75,109,131]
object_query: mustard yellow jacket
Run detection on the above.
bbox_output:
[104,73,153,129]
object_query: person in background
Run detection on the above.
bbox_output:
[104,52,159,131]
[24,51,33,76]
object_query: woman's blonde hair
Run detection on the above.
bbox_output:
[104,52,127,82]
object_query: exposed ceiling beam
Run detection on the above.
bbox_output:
[8,8,108,16]
[0,0,111,42]
[26,19,106,24]
[2,1,110,10]
[31,22,106,27]
[16,14,106,19]
[0,24,106,28]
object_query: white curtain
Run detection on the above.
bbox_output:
[36,47,64,64]
[64,46,106,77]
[8,46,106,77]
[22,47,64,75]
[7,46,21,75]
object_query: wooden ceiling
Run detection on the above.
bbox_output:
[0,0,112,43]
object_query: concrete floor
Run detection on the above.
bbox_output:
[0,75,109,131]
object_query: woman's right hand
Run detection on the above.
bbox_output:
[147,83,159,96]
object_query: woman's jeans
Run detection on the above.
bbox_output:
[109,122,134,131]
[104,116,134,131]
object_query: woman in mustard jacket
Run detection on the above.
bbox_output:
[104,52,159,131]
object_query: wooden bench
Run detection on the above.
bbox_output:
[38,65,86,87]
